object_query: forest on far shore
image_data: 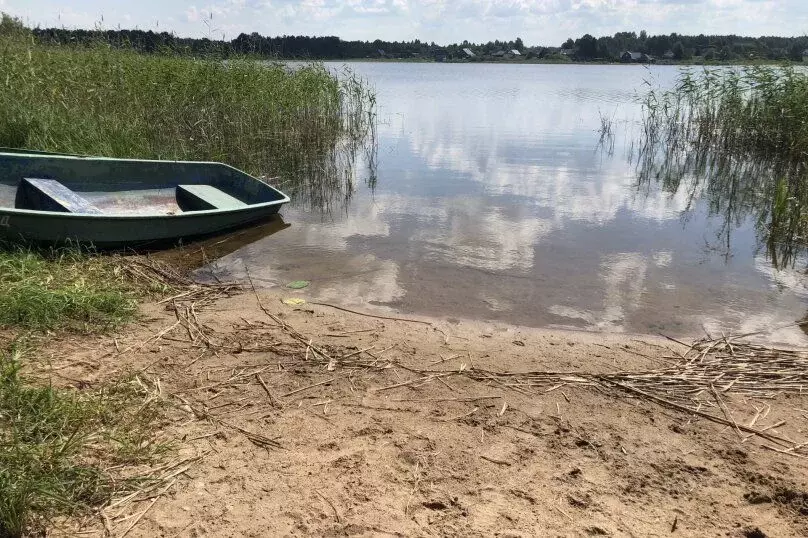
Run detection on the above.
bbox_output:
[28,25,808,63]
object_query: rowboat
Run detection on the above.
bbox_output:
[0,151,290,246]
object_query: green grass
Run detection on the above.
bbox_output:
[0,343,168,537]
[0,248,172,536]
[0,246,136,332]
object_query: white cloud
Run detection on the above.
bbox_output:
[185,6,202,23]
[549,251,649,332]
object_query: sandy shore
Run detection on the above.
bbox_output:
[44,287,808,537]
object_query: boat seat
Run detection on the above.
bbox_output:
[176,184,247,211]
[19,177,103,214]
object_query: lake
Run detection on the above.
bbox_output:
[202,62,808,343]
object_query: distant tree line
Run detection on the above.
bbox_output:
[22,25,808,63]
[30,27,529,60]
[29,28,456,59]
[563,31,808,62]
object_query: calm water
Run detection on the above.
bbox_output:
[203,63,808,342]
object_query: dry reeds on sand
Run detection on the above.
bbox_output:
[247,307,808,458]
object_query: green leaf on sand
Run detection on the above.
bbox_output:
[287,280,310,289]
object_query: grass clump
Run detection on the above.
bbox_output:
[0,343,168,537]
[0,247,136,331]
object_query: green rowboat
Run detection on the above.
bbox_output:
[0,152,290,246]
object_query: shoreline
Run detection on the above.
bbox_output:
[321,58,800,67]
[37,282,808,536]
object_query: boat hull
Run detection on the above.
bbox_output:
[0,152,290,246]
[0,203,284,247]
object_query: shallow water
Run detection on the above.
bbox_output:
[202,62,808,343]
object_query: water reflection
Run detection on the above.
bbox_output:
[633,70,808,271]
[164,214,290,271]
[639,136,808,271]
[207,63,808,343]
[549,252,650,332]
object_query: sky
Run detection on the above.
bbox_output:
[1,0,805,47]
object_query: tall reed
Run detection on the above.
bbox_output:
[637,67,808,267]
[651,67,808,162]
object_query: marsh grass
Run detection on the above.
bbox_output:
[0,246,136,332]
[637,66,808,267]
[642,66,808,163]
[0,342,168,537]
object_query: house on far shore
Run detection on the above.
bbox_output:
[663,50,675,61]
[511,49,521,56]
[621,51,641,62]
[621,51,653,63]
[462,47,476,58]
[377,49,385,57]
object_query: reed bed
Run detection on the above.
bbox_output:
[643,67,808,163]
[637,66,808,267]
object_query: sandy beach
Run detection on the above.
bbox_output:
[38,280,808,537]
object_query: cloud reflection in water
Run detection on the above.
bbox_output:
[207,63,808,342]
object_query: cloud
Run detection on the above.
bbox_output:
[185,0,247,23]
[185,6,202,23]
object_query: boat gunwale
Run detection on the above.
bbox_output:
[0,152,291,219]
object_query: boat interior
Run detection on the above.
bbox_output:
[0,153,287,216]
